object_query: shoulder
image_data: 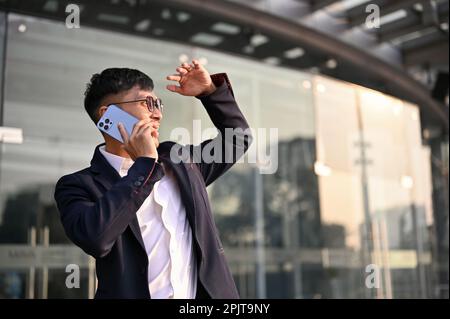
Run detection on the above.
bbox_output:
[55,167,93,190]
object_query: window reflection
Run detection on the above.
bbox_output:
[0,13,446,299]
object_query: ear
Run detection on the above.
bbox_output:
[98,105,108,119]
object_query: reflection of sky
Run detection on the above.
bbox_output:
[315,76,433,250]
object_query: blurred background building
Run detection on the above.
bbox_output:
[0,0,448,299]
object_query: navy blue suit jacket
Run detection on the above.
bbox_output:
[54,74,252,299]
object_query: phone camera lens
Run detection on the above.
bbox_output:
[104,125,109,130]
[105,119,110,124]
[99,122,104,127]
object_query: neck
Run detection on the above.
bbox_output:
[104,137,130,159]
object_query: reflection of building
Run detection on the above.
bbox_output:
[262,138,321,248]
[359,206,434,299]
[211,137,363,298]
[429,139,449,298]
[0,185,91,298]
[259,137,323,298]
[322,224,346,248]
[0,184,68,244]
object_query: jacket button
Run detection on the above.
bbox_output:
[138,176,145,182]
[134,181,142,187]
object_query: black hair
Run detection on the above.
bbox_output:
[84,68,154,123]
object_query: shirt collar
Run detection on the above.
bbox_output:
[99,145,134,176]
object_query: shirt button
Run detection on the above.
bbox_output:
[134,181,142,187]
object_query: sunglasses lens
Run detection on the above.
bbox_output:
[146,97,163,113]
[145,97,152,112]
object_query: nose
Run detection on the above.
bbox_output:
[150,107,162,121]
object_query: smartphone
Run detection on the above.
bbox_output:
[96,104,139,143]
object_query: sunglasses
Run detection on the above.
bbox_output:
[109,96,164,113]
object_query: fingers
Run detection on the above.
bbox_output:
[151,127,158,139]
[136,123,153,137]
[176,67,189,75]
[140,125,153,138]
[166,60,204,94]
[130,119,150,138]
[181,63,193,71]
[166,84,181,93]
[180,60,200,72]
[138,125,157,150]
[167,74,182,82]
[133,119,153,136]
[117,123,129,144]
[173,60,202,76]
[192,59,202,69]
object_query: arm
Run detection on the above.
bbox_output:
[166,62,253,186]
[54,157,164,258]
[191,73,252,186]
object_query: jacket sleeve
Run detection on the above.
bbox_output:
[190,73,253,186]
[54,157,164,258]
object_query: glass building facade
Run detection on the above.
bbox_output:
[0,13,448,299]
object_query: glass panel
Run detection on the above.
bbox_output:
[314,76,367,298]
[358,88,435,298]
[0,12,445,299]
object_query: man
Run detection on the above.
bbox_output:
[54,60,252,299]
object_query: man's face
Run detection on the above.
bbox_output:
[100,85,163,147]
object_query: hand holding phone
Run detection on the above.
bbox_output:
[97,105,138,143]
[118,120,158,161]
[97,105,158,161]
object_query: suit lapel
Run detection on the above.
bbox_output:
[88,142,198,252]
[89,144,147,252]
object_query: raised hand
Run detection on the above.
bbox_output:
[166,60,217,97]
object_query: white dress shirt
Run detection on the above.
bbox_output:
[99,146,197,299]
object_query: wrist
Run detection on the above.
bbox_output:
[201,82,217,96]
[142,153,158,160]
